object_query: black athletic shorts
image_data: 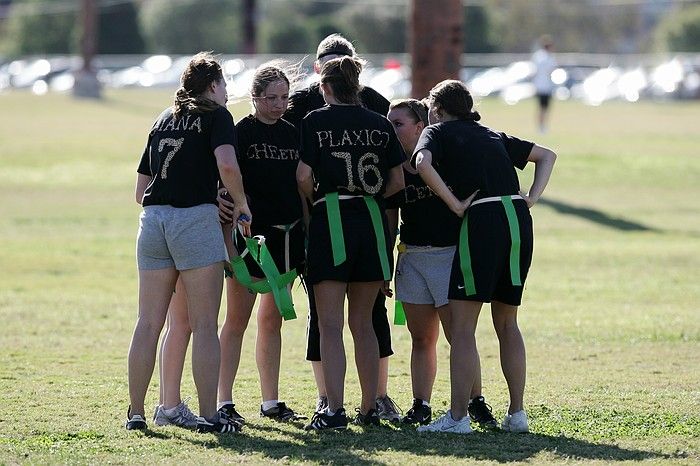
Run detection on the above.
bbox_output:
[233,220,305,279]
[305,198,391,285]
[306,288,393,361]
[448,200,533,306]
[537,93,551,110]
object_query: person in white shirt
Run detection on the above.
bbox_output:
[531,35,557,133]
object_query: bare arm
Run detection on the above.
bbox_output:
[296,161,314,205]
[520,144,557,208]
[383,165,405,199]
[135,174,151,205]
[415,149,478,218]
[215,144,252,236]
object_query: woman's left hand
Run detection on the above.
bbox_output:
[451,189,480,218]
[519,190,536,208]
[380,280,393,298]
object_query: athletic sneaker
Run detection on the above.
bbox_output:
[353,408,380,426]
[315,396,328,414]
[260,402,307,422]
[196,415,242,434]
[376,395,402,422]
[402,399,432,425]
[125,407,147,431]
[501,410,529,433]
[468,396,498,428]
[218,403,245,424]
[304,408,348,431]
[154,400,198,429]
[417,410,473,434]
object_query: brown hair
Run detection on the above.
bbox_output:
[173,52,224,119]
[320,56,363,105]
[389,98,429,126]
[427,79,481,122]
[250,59,304,98]
[316,33,356,61]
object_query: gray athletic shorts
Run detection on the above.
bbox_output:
[395,245,456,307]
[137,204,227,271]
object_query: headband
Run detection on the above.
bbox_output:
[317,49,352,61]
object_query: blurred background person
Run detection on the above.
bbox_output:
[532,34,557,133]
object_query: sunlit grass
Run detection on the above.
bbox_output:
[0,90,698,464]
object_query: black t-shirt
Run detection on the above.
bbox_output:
[300,104,405,200]
[236,115,302,226]
[137,106,237,208]
[284,82,390,129]
[412,120,533,202]
[398,168,462,247]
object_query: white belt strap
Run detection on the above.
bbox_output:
[470,194,523,207]
[271,218,302,276]
[312,194,364,206]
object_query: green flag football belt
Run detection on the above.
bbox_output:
[313,193,391,282]
[459,194,524,296]
[225,222,300,321]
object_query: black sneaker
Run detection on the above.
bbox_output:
[218,403,245,424]
[304,408,348,431]
[353,408,380,426]
[402,399,432,425]
[125,406,147,430]
[468,396,498,428]
[260,402,308,422]
[196,415,242,434]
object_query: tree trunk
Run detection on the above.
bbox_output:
[410,0,463,99]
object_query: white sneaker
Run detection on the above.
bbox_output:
[501,410,529,433]
[416,410,473,434]
[154,400,198,429]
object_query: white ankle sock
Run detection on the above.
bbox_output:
[261,400,279,411]
[217,401,233,410]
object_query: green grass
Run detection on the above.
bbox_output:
[1,89,699,464]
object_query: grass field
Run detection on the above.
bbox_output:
[0,89,699,465]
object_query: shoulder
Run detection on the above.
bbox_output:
[211,105,235,123]
[290,84,317,101]
[235,114,256,129]
[360,86,390,113]
[277,118,299,132]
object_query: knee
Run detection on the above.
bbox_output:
[318,316,343,338]
[258,312,282,334]
[348,315,372,337]
[189,313,219,336]
[493,316,520,337]
[220,312,251,338]
[410,332,437,351]
[136,314,166,339]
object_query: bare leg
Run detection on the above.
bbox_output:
[377,357,389,398]
[448,300,482,419]
[405,303,440,401]
[491,301,526,414]
[313,281,347,412]
[180,262,224,420]
[128,268,178,416]
[311,361,327,398]
[256,291,283,403]
[347,281,382,414]
[160,278,192,409]
[217,277,256,403]
[438,305,483,401]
